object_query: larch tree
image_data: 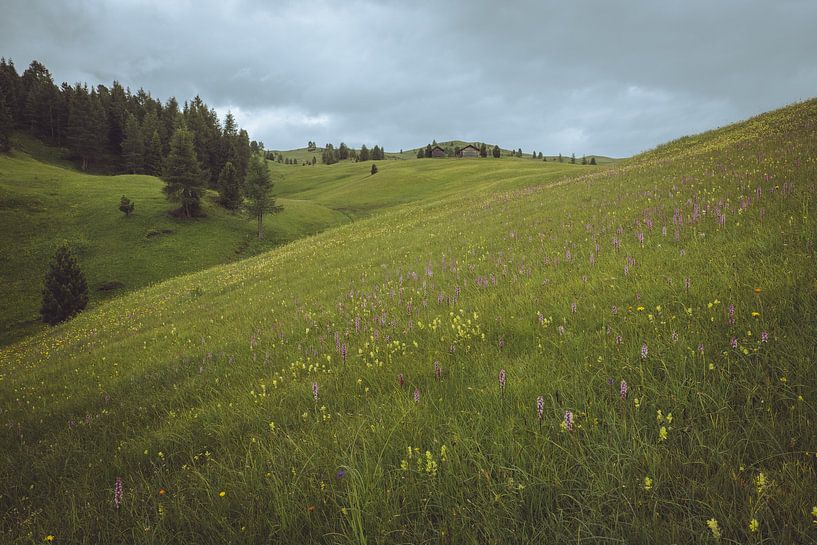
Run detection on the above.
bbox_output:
[162,125,205,218]
[244,154,282,239]
[217,161,242,210]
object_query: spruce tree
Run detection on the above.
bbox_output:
[244,154,281,239]
[339,142,349,160]
[590,156,597,165]
[359,144,370,161]
[492,145,501,158]
[39,245,89,325]
[121,113,144,173]
[571,153,576,164]
[162,125,205,217]
[217,161,242,210]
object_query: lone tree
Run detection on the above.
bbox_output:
[479,143,487,157]
[590,156,597,165]
[371,163,378,175]
[217,161,242,210]
[492,145,501,158]
[162,125,205,218]
[118,195,135,216]
[245,154,282,239]
[416,148,424,159]
[40,245,89,325]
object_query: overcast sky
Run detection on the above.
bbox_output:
[2,0,816,156]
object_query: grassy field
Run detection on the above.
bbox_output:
[1,100,817,543]
[0,144,350,345]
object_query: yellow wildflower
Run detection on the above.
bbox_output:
[219,490,226,497]
[706,517,721,539]
[658,426,668,442]
[643,476,653,490]
[748,518,759,532]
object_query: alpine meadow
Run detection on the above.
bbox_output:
[2,2,817,544]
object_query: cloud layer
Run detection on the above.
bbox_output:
[2,0,816,156]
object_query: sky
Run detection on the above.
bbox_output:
[2,0,816,157]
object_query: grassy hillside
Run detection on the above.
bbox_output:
[2,100,817,543]
[0,150,349,345]
[270,157,589,218]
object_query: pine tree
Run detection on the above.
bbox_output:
[39,245,89,325]
[581,155,587,165]
[162,125,205,217]
[119,195,135,216]
[339,142,349,160]
[571,153,576,164]
[417,148,424,159]
[590,156,597,165]
[492,145,501,158]
[359,144,370,161]
[425,144,432,158]
[121,113,144,173]
[480,143,487,157]
[217,161,241,210]
[244,154,281,239]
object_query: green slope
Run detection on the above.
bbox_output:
[0,150,349,345]
[270,156,589,218]
[1,100,817,543]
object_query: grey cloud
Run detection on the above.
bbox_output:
[2,0,816,156]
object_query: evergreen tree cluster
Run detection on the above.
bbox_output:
[321,142,384,164]
[0,58,252,180]
[39,245,88,325]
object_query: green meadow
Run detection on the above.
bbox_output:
[0,139,589,345]
[1,100,817,544]
[0,138,350,345]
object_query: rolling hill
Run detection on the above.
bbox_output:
[1,100,816,543]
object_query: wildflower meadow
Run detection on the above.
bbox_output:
[1,100,817,543]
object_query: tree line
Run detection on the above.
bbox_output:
[0,58,262,181]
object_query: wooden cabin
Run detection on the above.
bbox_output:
[431,145,446,158]
[460,144,480,158]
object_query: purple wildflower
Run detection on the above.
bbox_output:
[336,469,346,479]
[499,368,506,393]
[398,373,405,387]
[341,343,347,364]
[414,388,420,403]
[698,343,705,355]
[564,410,574,432]
[730,336,738,349]
[571,302,577,314]
[620,380,628,400]
[615,334,623,345]
[114,476,123,509]
[641,342,648,359]
[537,396,544,421]
[761,331,768,343]
[312,382,319,402]
[728,304,735,325]
[434,361,441,382]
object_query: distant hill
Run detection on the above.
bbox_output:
[270,139,619,164]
